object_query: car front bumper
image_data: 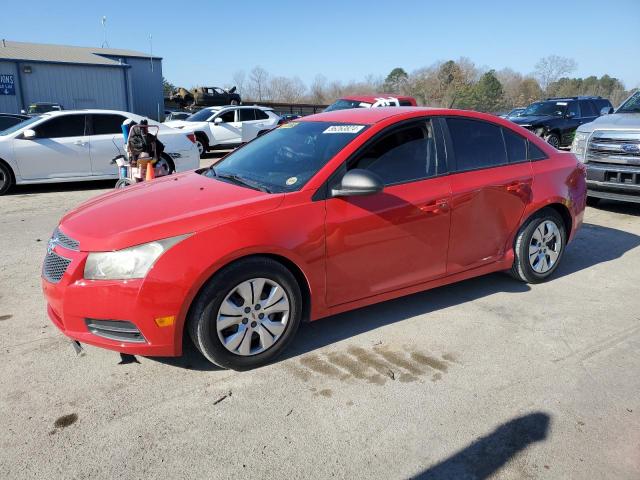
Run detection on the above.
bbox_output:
[42,246,184,357]
[586,162,640,203]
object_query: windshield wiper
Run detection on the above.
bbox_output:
[216,172,272,193]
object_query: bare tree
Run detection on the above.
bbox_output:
[269,76,307,103]
[231,70,246,96]
[248,66,269,101]
[309,74,328,104]
[534,55,577,92]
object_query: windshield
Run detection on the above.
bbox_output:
[205,121,369,193]
[522,102,567,117]
[325,99,368,112]
[185,109,216,122]
[0,115,41,136]
[617,91,640,113]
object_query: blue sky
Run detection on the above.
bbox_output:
[2,0,639,89]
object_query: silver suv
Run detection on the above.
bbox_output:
[572,91,640,205]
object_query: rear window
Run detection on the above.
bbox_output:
[502,128,527,163]
[527,141,547,161]
[92,114,127,135]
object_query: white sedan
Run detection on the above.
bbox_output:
[165,105,280,157]
[0,109,200,195]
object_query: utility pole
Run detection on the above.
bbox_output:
[101,16,109,48]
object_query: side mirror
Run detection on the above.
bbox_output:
[22,129,36,139]
[331,169,384,197]
[600,106,614,116]
[213,117,223,124]
[565,111,576,119]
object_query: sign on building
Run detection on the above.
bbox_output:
[0,74,16,95]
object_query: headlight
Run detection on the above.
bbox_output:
[571,131,589,162]
[84,234,189,280]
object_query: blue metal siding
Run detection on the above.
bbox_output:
[0,61,21,112]
[18,63,127,111]
[105,56,164,120]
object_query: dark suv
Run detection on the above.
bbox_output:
[510,96,613,148]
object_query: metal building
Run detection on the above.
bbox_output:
[0,40,163,119]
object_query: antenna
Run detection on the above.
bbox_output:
[149,34,154,72]
[101,16,109,48]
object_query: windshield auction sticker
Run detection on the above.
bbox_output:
[286,176,298,186]
[323,125,365,134]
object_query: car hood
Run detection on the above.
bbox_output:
[579,113,640,132]
[59,171,284,251]
[163,120,206,130]
[510,115,553,126]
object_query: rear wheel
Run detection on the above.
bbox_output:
[115,178,136,189]
[188,257,303,370]
[511,209,566,283]
[0,162,13,195]
[194,133,208,158]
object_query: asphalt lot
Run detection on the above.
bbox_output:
[1,164,639,479]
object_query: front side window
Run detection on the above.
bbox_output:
[447,118,507,171]
[34,115,86,138]
[522,101,566,117]
[0,115,40,136]
[206,121,368,193]
[349,121,438,185]
[216,110,236,123]
[91,114,127,135]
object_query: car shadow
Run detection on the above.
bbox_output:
[150,221,639,371]
[7,180,114,195]
[412,412,550,479]
[591,199,640,217]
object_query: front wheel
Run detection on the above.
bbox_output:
[0,162,13,195]
[544,133,560,149]
[511,209,566,283]
[188,257,303,370]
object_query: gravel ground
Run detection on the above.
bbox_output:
[1,172,639,479]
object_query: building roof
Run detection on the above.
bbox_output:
[0,40,161,66]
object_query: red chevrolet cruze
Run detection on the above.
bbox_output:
[42,107,586,369]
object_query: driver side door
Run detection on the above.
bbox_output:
[324,119,452,306]
[210,109,242,145]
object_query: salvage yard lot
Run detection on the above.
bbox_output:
[1,173,639,479]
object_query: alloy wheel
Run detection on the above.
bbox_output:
[529,220,562,273]
[196,140,204,156]
[216,278,290,356]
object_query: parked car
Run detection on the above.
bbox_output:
[0,113,29,131]
[170,86,241,109]
[501,107,526,119]
[325,95,417,111]
[0,109,200,195]
[510,96,613,149]
[571,90,640,205]
[26,102,64,115]
[164,105,280,157]
[42,107,586,369]
[164,111,191,122]
[278,113,302,124]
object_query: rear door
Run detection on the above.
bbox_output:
[443,117,533,274]
[13,114,91,179]
[87,113,128,176]
[325,118,452,306]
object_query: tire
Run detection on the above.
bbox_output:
[0,161,14,195]
[194,133,208,158]
[159,153,176,174]
[510,209,567,283]
[188,257,303,370]
[544,133,560,149]
[586,196,600,207]
[115,177,136,189]
[230,99,239,106]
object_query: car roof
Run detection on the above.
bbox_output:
[42,109,136,117]
[299,106,518,126]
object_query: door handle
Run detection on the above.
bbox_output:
[74,140,87,146]
[419,199,449,214]
[506,182,522,192]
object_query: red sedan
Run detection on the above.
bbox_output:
[42,107,586,370]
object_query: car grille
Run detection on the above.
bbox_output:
[587,130,640,165]
[85,319,146,343]
[54,228,80,251]
[42,251,71,283]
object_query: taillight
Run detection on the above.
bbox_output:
[186,133,196,144]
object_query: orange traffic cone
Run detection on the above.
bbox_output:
[145,161,155,181]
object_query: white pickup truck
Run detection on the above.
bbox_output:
[165,105,280,157]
